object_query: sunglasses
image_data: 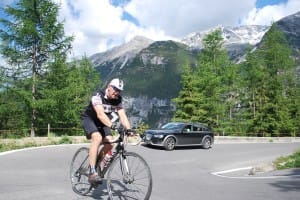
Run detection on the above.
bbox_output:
[111,85,121,93]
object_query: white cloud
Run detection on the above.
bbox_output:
[241,0,300,25]
[53,0,299,58]
[125,0,255,37]
[57,0,126,57]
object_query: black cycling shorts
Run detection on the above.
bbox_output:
[81,116,112,139]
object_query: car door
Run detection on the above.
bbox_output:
[177,124,199,145]
[188,124,203,145]
[194,124,210,144]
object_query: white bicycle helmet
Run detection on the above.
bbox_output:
[109,78,124,91]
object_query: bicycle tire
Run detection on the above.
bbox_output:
[106,152,153,200]
[70,147,92,195]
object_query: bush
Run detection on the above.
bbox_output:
[0,141,19,152]
[58,135,73,144]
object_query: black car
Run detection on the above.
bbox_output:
[143,122,214,150]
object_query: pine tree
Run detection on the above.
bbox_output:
[260,24,297,135]
[0,67,29,133]
[173,29,238,133]
[37,55,99,135]
[197,29,231,130]
[172,63,206,122]
[240,49,268,135]
[0,0,73,136]
[241,23,297,136]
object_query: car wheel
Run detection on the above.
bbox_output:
[202,137,212,149]
[164,137,176,151]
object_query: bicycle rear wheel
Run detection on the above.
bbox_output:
[70,147,92,195]
[106,152,152,200]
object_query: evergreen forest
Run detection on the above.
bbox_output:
[0,0,299,138]
[173,27,299,137]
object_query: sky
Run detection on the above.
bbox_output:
[0,0,299,59]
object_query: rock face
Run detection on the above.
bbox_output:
[90,36,154,78]
[90,36,153,66]
[276,11,300,58]
[124,96,176,128]
[89,12,300,127]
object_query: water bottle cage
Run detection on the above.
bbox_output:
[102,152,116,172]
[103,159,110,168]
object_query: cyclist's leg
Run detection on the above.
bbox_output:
[99,126,114,160]
[87,133,103,184]
[89,132,103,170]
[81,116,103,183]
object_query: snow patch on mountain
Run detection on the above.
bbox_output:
[181,25,269,49]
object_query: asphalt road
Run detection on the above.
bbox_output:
[0,142,299,200]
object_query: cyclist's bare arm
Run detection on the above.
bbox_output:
[117,109,131,130]
[93,104,114,128]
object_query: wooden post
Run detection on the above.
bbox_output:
[48,124,50,137]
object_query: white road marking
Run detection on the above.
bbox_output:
[0,143,85,156]
[211,167,300,179]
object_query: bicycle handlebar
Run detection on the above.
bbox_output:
[103,128,137,145]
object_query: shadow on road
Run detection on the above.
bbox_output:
[140,143,211,151]
[84,182,109,199]
[269,168,300,192]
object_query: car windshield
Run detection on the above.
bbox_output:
[161,122,185,130]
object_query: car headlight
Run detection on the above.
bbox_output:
[153,134,164,139]
[146,134,152,140]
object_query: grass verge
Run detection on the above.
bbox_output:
[0,136,88,153]
[274,149,300,169]
[0,135,139,153]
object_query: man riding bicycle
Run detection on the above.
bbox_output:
[81,78,131,184]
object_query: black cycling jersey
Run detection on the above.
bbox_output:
[81,89,123,126]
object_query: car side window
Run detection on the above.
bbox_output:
[202,126,208,131]
[192,126,199,131]
[192,125,201,131]
[184,125,192,132]
[193,125,209,132]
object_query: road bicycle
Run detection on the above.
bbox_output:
[70,128,153,199]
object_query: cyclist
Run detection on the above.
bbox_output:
[81,78,131,184]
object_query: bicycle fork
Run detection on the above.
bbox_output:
[120,155,134,184]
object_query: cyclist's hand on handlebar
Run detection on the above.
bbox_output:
[110,123,118,130]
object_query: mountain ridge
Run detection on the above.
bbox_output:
[181,25,269,48]
[89,11,300,127]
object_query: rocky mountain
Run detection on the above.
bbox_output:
[90,12,300,127]
[90,36,153,79]
[181,25,269,47]
[272,11,300,59]
[110,40,197,127]
[181,25,269,62]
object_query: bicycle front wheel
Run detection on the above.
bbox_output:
[107,152,153,200]
[70,147,92,195]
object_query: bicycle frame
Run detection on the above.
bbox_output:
[98,129,129,177]
[70,128,153,199]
